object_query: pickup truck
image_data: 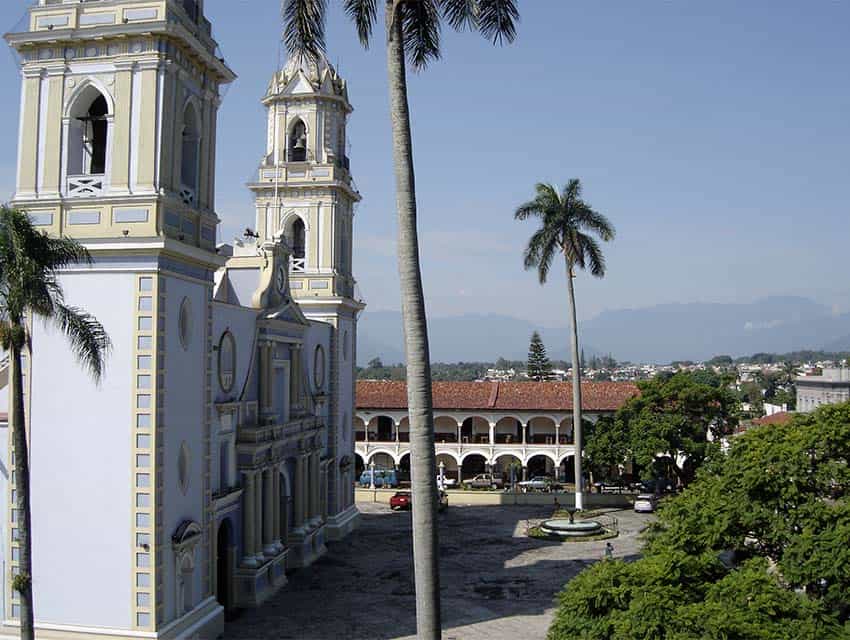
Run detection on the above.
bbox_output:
[463,474,504,489]
[517,476,558,492]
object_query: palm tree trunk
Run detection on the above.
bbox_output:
[565,260,584,510]
[11,343,35,639]
[385,4,441,638]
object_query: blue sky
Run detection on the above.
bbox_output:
[1,1,848,325]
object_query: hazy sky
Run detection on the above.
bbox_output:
[1,1,848,325]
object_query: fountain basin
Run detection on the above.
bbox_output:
[540,518,604,538]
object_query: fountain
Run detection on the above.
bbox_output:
[539,508,604,538]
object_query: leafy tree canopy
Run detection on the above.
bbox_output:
[550,402,850,639]
[594,372,739,486]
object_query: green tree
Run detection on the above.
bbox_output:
[527,331,554,381]
[0,207,111,640]
[368,356,384,369]
[549,402,850,639]
[619,372,738,486]
[283,2,519,636]
[515,179,615,509]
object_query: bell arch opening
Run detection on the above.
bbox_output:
[288,118,307,162]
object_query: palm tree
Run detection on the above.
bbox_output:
[282,2,519,637]
[515,179,615,511]
[0,207,110,639]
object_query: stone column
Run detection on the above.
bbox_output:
[522,466,528,481]
[294,455,305,530]
[522,423,527,445]
[254,471,263,561]
[263,468,275,554]
[242,472,257,567]
[489,422,495,445]
[272,468,282,549]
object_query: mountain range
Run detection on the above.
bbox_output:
[357,296,850,365]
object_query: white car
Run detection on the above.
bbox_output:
[517,476,555,492]
[436,475,457,489]
[634,494,658,513]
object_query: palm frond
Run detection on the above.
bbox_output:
[282,0,328,60]
[476,0,519,44]
[344,0,378,47]
[576,204,616,242]
[440,0,479,31]
[400,0,442,70]
[581,234,607,278]
[42,235,92,271]
[54,304,111,382]
[514,200,545,221]
[523,226,559,284]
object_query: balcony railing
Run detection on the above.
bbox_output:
[67,174,104,197]
[290,257,306,273]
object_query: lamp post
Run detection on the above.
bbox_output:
[369,460,376,489]
[438,461,445,491]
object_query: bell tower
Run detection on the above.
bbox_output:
[5,1,235,637]
[248,54,364,537]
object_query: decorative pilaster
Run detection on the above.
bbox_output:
[242,472,257,567]
[263,468,275,555]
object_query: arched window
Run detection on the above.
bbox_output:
[285,216,306,272]
[180,105,200,203]
[288,119,307,162]
[68,89,109,178]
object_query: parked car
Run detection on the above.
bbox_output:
[358,469,400,488]
[463,474,504,489]
[518,476,557,492]
[634,493,658,513]
[389,490,449,513]
[389,491,411,510]
[436,475,457,489]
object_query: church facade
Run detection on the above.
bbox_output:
[1,1,362,638]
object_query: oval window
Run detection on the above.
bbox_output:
[313,345,325,390]
[178,297,192,350]
[218,331,236,393]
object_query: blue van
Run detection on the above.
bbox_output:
[359,469,399,488]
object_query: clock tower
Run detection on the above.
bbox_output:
[246,53,364,539]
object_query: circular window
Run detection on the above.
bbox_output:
[178,298,192,350]
[342,330,350,361]
[178,442,190,495]
[218,331,236,393]
[313,345,326,390]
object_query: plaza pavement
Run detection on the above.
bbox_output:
[224,500,653,640]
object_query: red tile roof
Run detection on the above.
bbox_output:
[356,380,639,412]
[752,411,794,427]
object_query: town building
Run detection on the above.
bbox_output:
[1,1,362,638]
[355,381,639,482]
[796,368,850,413]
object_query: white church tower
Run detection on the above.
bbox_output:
[4,1,235,637]
[248,54,365,534]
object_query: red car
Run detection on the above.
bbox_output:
[389,491,449,512]
[390,491,412,510]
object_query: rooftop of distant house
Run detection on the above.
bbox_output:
[751,411,795,427]
[356,380,640,412]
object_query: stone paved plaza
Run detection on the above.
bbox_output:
[224,500,653,640]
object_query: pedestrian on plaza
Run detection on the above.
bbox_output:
[604,542,614,560]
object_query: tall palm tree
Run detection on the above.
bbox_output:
[0,207,110,639]
[282,1,519,637]
[515,179,614,511]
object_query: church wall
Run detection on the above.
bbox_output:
[225,268,260,308]
[28,269,137,629]
[159,273,210,625]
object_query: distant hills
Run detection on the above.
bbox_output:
[357,296,850,365]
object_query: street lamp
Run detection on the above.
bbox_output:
[438,460,445,490]
[369,460,376,490]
